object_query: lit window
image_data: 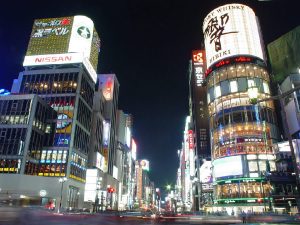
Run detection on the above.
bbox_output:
[263,82,270,94]
[215,85,221,98]
[247,79,255,88]
[230,80,238,93]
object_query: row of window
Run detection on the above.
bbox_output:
[210,106,277,129]
[0,99,32,115]
[70,164,86,181]
[208,78,270,103]
[208,93,275,117]
[207,63,270,89]
[215,182,272,199]
[0,128,27,156]
[25,161,66,176]
[0,159,20,173]
[71,152,87,168]
[74,125,90,154]
[213,145,273,159]
[77,98,92,131]
[21,73,79,95]
[40,150,68,163]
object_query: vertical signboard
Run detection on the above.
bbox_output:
[191,50,210,157]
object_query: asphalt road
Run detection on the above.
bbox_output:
[1,207,299,225]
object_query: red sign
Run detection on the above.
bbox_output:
[192,50,205,65]
[188,130,194,149]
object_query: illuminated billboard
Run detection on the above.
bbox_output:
[200,160,212,183]
[24,15,100,77]
[140,160,149,171]
[213,155,243,179]
[192,50,206,87]
[188,130,194,149]
[102,120,110,147]
[126,127,131,148]
[131,139,137,160]
[203,4,264,68]
[96,152,105,171]
[50,100,74,134]
[99,74,115,101]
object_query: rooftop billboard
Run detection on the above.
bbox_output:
[203,4,264,68]
[24,15,100,73]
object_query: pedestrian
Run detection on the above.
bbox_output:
[241,211,246,224]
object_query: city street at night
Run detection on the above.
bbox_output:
[1,0,300,224]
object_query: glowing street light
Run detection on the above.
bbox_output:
[166,185,171,191]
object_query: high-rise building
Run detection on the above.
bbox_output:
[203,4,279,213]
[135,159,151,209]
[0,15,100,209]
[188,50,211,211]
[97,74,120,209]
[116,110,134,210]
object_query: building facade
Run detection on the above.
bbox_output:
[203,4,280,213]
[0,15,100,209]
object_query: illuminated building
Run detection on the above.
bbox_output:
[96,74,120,209]
[0,15,100,209]
[116,110,135,210]
[203,4,279,213]
[176,116,194,211]
[0,94,59,203]
[188,50,211,211]
[135,159,152,209]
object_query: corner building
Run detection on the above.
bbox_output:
[203,4,279,213]
[0,15,100,209]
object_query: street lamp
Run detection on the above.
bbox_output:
[248,84,300,212]
[58,177,67,213]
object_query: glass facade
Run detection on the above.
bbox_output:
[0,96,57,174]
[207,62,279,203]
[18,67,95,183]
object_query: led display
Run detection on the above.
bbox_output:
[99,74,115,101]
[213,155,243,178]
[203,4,264,68]
[24,15,100,82]
[140,159,149,171]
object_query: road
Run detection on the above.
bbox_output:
[1,207,300,225]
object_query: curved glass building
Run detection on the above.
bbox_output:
[203,4,279,213]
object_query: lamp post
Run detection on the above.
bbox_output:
[155,188,161,213]
[248,84,300,212]
[166,185,172,212]
[58,177,67,213]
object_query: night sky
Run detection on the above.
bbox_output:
[0,0,299,188]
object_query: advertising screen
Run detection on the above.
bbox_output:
[140,159,149,171]
[131,139,137,160]
[84,169,97,202]
[213,155,243,178]
[26,17,73,56]
[51,99,74,135]
[200,160,212,183]
[24,15,100,77]
[203,4,264,68]
[99,74,115,101]
[96,152,105,171]
[102,120,110,147]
